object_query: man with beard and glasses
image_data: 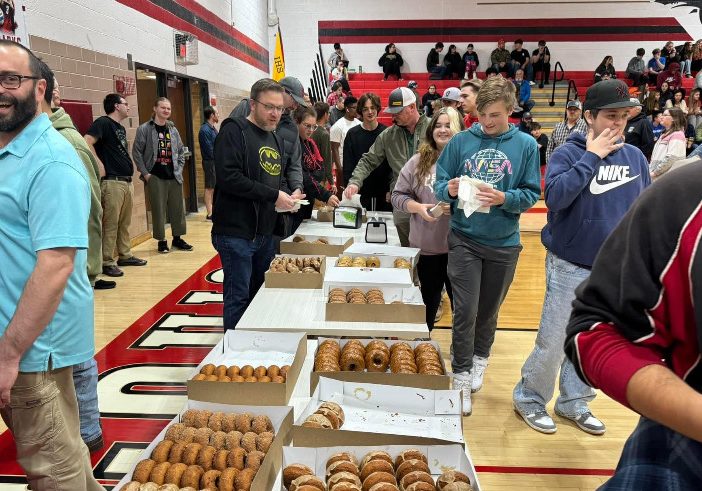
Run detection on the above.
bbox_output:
[345,87,431,246]
[84,93,147,278]
[0,40,104,490]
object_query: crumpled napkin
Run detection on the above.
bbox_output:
[457,176,492,218]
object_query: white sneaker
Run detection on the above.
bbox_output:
[452,371,473,415]
[529,80,536,86]
[434,304,444,323]
[471,356,489,392]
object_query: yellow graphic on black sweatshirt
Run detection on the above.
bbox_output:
[259,146,281,176]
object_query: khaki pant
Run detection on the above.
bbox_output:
[86,185,103,285]
[101,180,133,266]
[146,175,187,241]
[0,367,104,491]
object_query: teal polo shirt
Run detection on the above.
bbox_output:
[0,114,94,372]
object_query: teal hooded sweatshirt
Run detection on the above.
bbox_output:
[434,123,541,247]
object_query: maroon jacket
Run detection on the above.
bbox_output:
[565,161,702,409]
[657,62,682,90]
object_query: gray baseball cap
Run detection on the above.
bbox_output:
[279,76,308,106]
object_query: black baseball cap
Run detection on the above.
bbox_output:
[583,80,638,111]
[279,76,309,106]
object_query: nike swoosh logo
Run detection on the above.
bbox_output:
[589,175,640,195]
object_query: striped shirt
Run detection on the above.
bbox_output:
[545,118,588,165]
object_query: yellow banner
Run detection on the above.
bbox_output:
[272,26,285,81]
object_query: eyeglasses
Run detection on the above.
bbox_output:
[254,99,285,114]
[0,74,39,89]
[302,123,318,131]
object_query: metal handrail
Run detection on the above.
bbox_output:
[548,61,566,107]
[564,80,579,119]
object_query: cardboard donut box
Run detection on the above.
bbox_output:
[280,234,353,257]
[114,401,293,491]
[187,330,307,406]
[310,338,451,392]
[325,257,414,287]
[264,254,327,289]
[324,284,426,324]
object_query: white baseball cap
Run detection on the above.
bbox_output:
[384,87,417,114]
[442,87,461,102]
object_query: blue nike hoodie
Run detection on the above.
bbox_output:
[542,131,651,267]
[435,123,541,247]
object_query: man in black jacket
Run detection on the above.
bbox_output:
[212,78,303,330]
[624,98,655,160]
[427,42,447,80]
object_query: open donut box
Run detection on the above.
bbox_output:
[280,234,353,257]
[324,283,426,323]
[310,338,451,392]
[324,257,414,288]
[293,377,464,448]
[342,243,421,269]
[281,444,481,491]
[264,255,327,289]
[187,330,307,405]
[114,401,293,491]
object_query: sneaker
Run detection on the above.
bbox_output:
[434,304,444,323]
[514,405,557,434]
[452,372,473,415]
[117,256,147,266]
[93,279,116,290]
[205,215,212,221]
[102,265,124,277]
[471,356,489,392]
[556,410,606,435]
[172,237,194,251]
[529,80,536,86]
[158,240,170,254]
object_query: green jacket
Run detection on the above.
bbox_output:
[348,115,431,191]
[50,108,103,280]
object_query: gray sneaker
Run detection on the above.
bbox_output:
[556,411,606,435]
[514,405,557,434]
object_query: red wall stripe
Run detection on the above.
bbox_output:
[319,17,683,29]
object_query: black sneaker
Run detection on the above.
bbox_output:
[205,215,212,221]
[94,279,116,289]
[172,237,193,251]
[117,256,147,266]
[158,240,170,254]
[102,265,124,277]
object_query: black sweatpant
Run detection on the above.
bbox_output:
[417,253,453,331]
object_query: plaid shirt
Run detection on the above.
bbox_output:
[545,118,588,165]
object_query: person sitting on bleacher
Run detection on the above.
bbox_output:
[626,48,648,88]
[594,56,617,83]
[531,40,551,85]
[443,44,463,80]
[491,39,512,77]
[647,49,666,86]
[427,42,447,80]
[463,44,480,79]
[379,43,404,81]
[514,69,535,113]
[657,62,682,91]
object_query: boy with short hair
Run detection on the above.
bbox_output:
[530,121,548,168]
[513,80,651,434]
[435,76,541,415]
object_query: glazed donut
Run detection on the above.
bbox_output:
[314,407,341,429]
[292,235,306,243]
[200,469,221,490]
[271,375,286,383]
[327,460,360,479]
[200,364,216,376]
[215,365,228,378]
[330,483,363,491]
[192,374,207,381]
[208,412,225,432]
[290,474,326,491]
[364,349,390,372]
[235,413,253,433]
[318,401,344,425]
[267,365,281,378]
[436,470,471,490]
[205,375,219,381]
[138,483,159,491]
[235,467,257,491]
[280,365,291,378]
[251,414,274,434]
[156,484,179,491]
[404,482,436,491]
[197,445,217,471]
[180,465,204,489]
[178,427,197,444]
[244,376,258,382]
[164,423,186,442]
[222,414,238,433]
[360,451,393,469]
[326,452,358,469]
[226,447,247,470]
[241,431,258,452]
[361,471,396,491]
[212,449,229,471]
[164,462,187,486]
[118,481,141,491]
[394,449,428,468]
[319,339,341,352]
[389,342,413,355]
[253,366,268,379]
[194,427,214,446]
[218,467,240,491]
[227,365,240,378]
[209,430,227,450]
[360,459,394,482]
[256,431,275,453]
[132,459,156,483]
[400,471,435,490]
[366,256,381,267]
[232,375,246,382]
[340,350,365,371]
[327,471,362,488]
[395,460,430,481]
[365,340,389,353]
[181,443,202,466]
[148,461,171,485]
[302,413,333,428]
[225,430,243,450]
[245,450,265,472]
[283,463,315,489]
[368,484,400,491]
[239,365,255,378]
[151,440,174,463]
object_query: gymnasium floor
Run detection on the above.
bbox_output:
[0,207,638,490]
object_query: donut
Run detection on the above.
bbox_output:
[197,445,217,471]
[181,409,199,427]
[318,401,345,425]
[181,443,202,466]
[327,460,360,478]
[200,364,216,376]
[436,471,471,490]
[226,447,247,470]
[368,484,400,491]
[239,365,254,378]
[267,365,280,378]
[205,375,219,381]
[327,471,362,488]
[340,350,365,371]
[404,482,436,491]
[195,410,213,429]
[151,440,174,463]
[138,483,159,491]
[394,449,428,468]
[280,365,291,378]
[218,467,239,491]
[241,431,258,452]
[164,423,186,442]
[302,413,333,428]
[290,474,326,491]
[389,342,413,355]
[361,471,396,491]
[118,482,141,491]
[178,427,197,444]
[364,349,390,372]
[225,430,243,450]
[245,450,265,472]
[208,412,225,432]
[256,431,274,453]
[156,485,179,491]
[258,375,272,383]
[272,375,286,383]
[244,376,258,382]
[200,469,221,490]
[330,483,362,491]
[292,235,306,242]
[235,467,257,491]
[235,413,252,433]
[179,488,197,491]
[360,451,393,469]
[222,414,238,433]
[148,461,171,485]
[215,365,228,378]
[211,449,229,471]
[252,366,267,379]
[180,465,204,489]
[227,365,240,378]
[400,471,435,490]
[314,407,340,429]
[360,459,394,482]
[194,427,214,446]
[209,430,227,450]
[192,374,207,381]
[251,414,274,434]
[365,340,389,352]
[366,256,381,267]
[395,460,430,481]
[283,463,314,489]
[132,459,156,483]
[164,462,187,486]
[326,452,358,469]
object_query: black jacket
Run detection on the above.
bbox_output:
[426,49,440,72]
[624,113,655,159]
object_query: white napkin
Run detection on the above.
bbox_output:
[457,176,492,218]
[339,193,363,208]
[275,199,307,213]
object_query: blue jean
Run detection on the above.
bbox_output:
[680,59,692,76]
[513,251,596,417]
[71,358,101,443]
[429,65,447,79]
[512,61,533,81]
[601,417,702,490]
[212,233,275,330]
[520,99,535,112]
